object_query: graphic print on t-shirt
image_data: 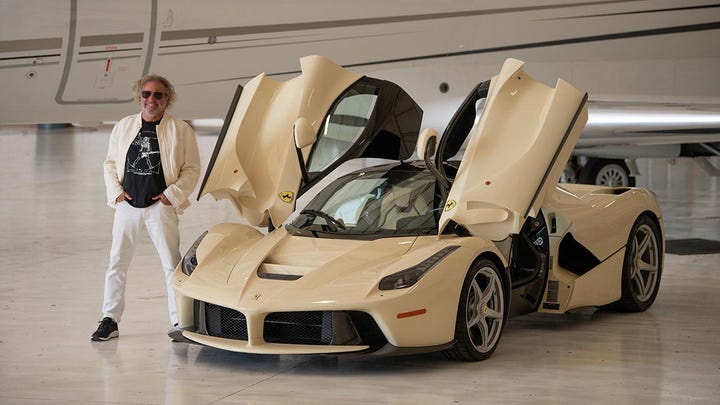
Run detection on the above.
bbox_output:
[128,131,160,176]
[123,120,166,208]
[129,132,161,175]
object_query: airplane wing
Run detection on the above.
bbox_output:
[577,100,720,156]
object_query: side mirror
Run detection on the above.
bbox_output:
[416,127,438,159]
[293,117,316,149]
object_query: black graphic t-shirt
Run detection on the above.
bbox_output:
[123,118,167,208]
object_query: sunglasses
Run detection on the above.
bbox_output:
[140,91,166,100]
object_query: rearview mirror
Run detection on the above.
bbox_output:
[293,117,316,149]
[416,127,438,159]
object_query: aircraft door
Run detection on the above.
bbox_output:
[55,0,157,104]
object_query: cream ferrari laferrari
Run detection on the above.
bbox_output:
[170,56,664,361]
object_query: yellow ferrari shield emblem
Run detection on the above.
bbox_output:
[279,191,294,203]
[444,199,456,212]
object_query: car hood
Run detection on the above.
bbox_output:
[439,58,588,240]
[198,55,363,226]
[188,227,417,307]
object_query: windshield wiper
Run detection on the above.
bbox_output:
[299,209,346,232]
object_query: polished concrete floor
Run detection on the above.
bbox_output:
[0,124,718,405]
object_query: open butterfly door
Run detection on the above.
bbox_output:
[439,58,588,240]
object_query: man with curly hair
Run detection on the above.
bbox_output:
[92,74,200,341]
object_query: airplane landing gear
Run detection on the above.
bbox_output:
[579,158,635,187]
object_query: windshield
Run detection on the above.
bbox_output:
[288,164,440,238]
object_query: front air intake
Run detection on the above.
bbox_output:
[202,302,248,340]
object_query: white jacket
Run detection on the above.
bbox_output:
[103,113,201,214]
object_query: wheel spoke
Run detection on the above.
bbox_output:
[635,231,651,257]
[480,279,496,306]
[641,266,658,297]
[466,280,482,327]
[469,279,482,305]
[631,269,647,297]
[469,281,481,311]
[638,261,657,274]
[475,318,489,347]
[467,311,482,328]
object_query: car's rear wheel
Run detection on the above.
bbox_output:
[609,214,663,311]
[444,258,508,361]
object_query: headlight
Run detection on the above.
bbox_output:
[182,231,208,276]
[378,246,459,290]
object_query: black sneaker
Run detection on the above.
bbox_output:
[91,317,118,341]
[168,323,183,342]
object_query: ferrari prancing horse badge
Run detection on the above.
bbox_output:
[279,191,294,203]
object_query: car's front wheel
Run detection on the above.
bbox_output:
[444,258,508,361]
[609,214,663,311]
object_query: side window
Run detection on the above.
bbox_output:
[307,82,379,172]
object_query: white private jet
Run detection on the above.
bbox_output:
[1,0,719,185]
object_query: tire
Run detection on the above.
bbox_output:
[444,258,508,361]
[578,158,635,187]
[609,214,663,312]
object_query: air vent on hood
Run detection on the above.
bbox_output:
[257,263,314,280]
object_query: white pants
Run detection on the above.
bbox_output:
[102,201,180,325]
